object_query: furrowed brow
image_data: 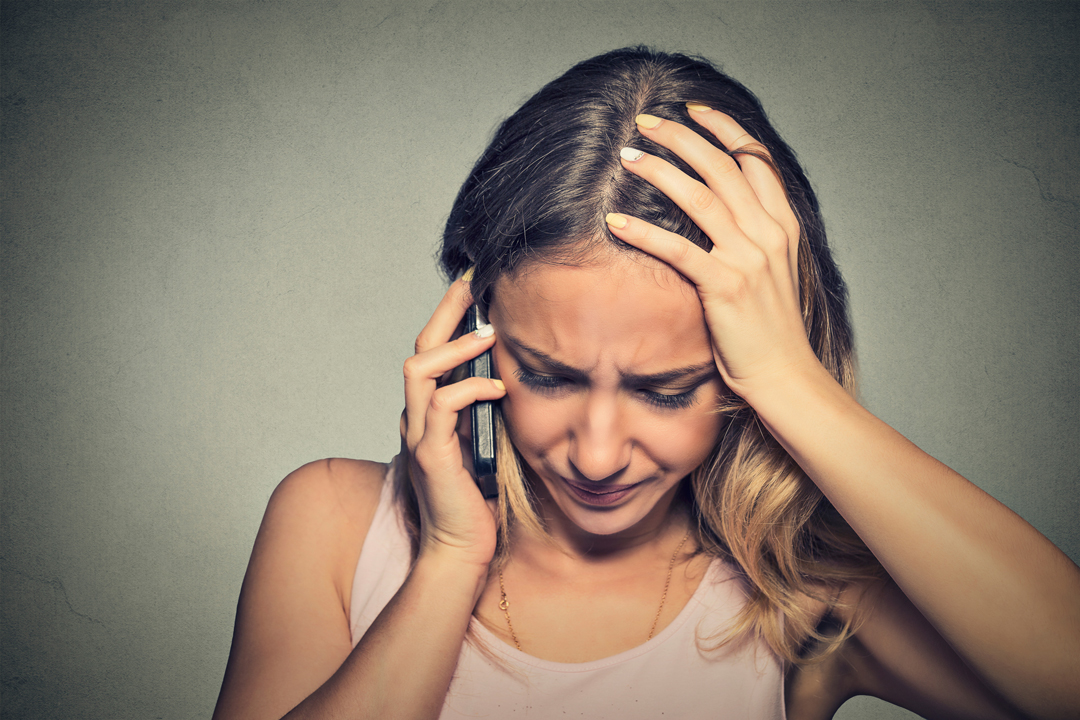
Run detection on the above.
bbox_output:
[503,334,715,387]
[502,335,590,382]
[622,363,717,387]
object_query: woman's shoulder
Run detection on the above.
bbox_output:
[216,462,396,718]
[253,458,392,613]
[266,457,389,528]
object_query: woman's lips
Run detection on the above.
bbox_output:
[560,477,642,507]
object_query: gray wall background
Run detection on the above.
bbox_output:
[2,2,1077,718]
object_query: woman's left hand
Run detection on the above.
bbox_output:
[606,108,825,403]
[610,109,1080,720]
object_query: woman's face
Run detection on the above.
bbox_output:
[487,257,727,539]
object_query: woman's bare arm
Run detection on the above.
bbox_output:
[212,458,382,719]
[285,548,487,720]
[753,366,1080,719]
[212,458,491,720]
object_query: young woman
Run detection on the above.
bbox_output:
[212,48,1080,720]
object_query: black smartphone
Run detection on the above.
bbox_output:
[465,305,499,499]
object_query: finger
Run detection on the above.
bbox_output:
[618,145,792,301]
[415,276,473,355]
[604,211,725,295]
[685,107,801,283]
[420,377,507,454]
[618,145,755,257]
[684,108,795,234]
[634,113,776,242]
[404,324,496,446]
[628,118,795,294]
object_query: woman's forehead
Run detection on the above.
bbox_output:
[489,259,710,373]
[494,251,694,301]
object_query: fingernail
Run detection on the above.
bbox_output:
[636,114,663,129]
[474,322,494,339]
[605,212,628,229]
[461,266,475,282]
[685,103,712,113]
[620,147,645,162]
[492,379,505,391]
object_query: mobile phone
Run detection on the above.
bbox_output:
[465,305,499,499]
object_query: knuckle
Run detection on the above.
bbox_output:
[412,441,433,467]
[745,245,769,274]
[414,329,436,355]
[708,153,741,179]
[402,355,422,381]
[716,269,749,303]
[783,220,801,245]
[670,240,694,265]
[428,388,454,414]
[760,223,789,256]
[687,184,719,214]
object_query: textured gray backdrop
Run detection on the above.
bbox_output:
[2,2,1077,718]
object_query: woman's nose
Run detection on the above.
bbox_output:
[567,395,632,482]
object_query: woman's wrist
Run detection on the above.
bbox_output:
[735,356,869,477]
[414,543,493,605]
[735,354,850,421]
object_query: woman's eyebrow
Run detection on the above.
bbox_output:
[502,334,590,382]
[622,363,717,387]
[502,334,716,386]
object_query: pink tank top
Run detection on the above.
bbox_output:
[349,457,786,719]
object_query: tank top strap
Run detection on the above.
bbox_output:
[349,455,412,645]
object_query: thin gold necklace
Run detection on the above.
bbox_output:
[497,528,692,652]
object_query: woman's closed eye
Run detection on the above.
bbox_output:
[514,366,572,393]
[639,386,700,410]
[514,366,702,410]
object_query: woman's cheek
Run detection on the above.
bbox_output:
[638,419,697,470]
[648,406,726,471]
[498,386,562,461]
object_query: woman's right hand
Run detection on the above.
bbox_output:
[401,275,506,570]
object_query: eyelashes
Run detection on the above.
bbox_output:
[514,367,566,392]
[513,367,701,410]
[642,389,700,410]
